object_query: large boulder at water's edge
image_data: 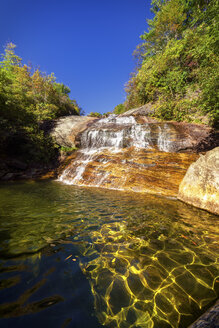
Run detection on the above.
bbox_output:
[178,147,219,215]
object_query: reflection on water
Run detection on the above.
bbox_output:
[0,181,218,327]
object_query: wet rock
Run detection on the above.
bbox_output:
[178,147,219,215]
[188,299,219,328]
[59,148,197,197]
[119,106,219,151]
[78,115,218,153]
[58,114,218,196]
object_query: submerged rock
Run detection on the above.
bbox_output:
[178,147,219,215]
[188,299,219,328]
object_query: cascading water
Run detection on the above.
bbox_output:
[79,115,152,150]
[80,128,125,149]
[58,114,197,193]
[59,115,151,186]
[78,114,190,152]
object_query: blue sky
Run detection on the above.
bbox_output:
[0,0,152,114]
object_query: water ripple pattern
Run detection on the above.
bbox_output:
[0,182,218,327]
[79,217,219,328]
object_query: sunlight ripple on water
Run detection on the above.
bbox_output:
[0,181,218,328]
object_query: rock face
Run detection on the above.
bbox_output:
[178,147,219,215]
[59,147,197,197]
[43,115,98,148]
[40,113,218,199]
[78,115,218,153]
[119,105,219,152]
[59,115,199,196]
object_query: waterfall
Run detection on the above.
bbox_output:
[157,124,173,152]
[79,115,154,151]
[130,124,152,149]
[80,129,125,149]
[58,115,193,189]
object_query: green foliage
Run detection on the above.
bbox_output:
[102,112,111,117]
[113,104,126,114]
[60,146,78,155]
[125,0,219,127]
[0,43,81,164]
[88,112,102,118]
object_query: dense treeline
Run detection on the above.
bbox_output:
[0,43,81,163]
[116,0,219,127]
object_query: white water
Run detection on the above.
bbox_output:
[157,124,173,152]
[80,129,125,149]
[97,114,136,125]
[130,124,152,149]
[80,115,155,151]
[59,150,98,184]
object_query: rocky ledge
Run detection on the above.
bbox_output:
[78,116,219,153]
[59,148,198,197]
[178,147,219,215]
[0,158,58,181]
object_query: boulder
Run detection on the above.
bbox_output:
[42,116,98,148]
[178,147,219,215]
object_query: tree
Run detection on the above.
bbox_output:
[124,0,219,127]
[0,42,82,163]
[113,103,125,114]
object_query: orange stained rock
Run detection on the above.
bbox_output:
[59,148,198,197]
[39,171,56,180]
